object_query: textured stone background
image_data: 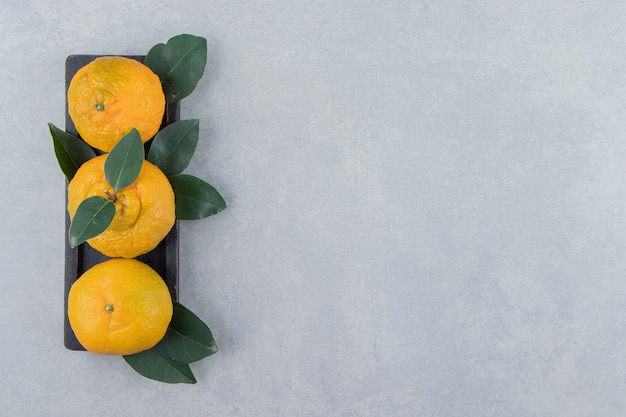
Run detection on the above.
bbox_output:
[2,1,626,416]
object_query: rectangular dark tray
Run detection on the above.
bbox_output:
[64,55,180,350]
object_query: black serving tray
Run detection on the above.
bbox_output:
[63,55,180,350]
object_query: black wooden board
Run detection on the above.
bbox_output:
[63,55,180,351]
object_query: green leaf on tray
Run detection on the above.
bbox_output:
[168,174,226,220]
[147,119,199,176]
[104,128,144,192]
[123,350,196,384]
[144,34,207,102]
[152,301,218,363]
[68,196,115,247]
[122,301,217,383]
[49,123,96,181]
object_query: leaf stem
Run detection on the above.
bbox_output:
[104,189,117,202]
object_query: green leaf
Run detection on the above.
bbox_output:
[145,34,207,102]
[49,123,96,181]
[104,128,144,192]
[122,302,217,383]
[168,174,226,220]
[123,350,196,384]
[152,301,218,363]
[68,196,115,247]
[147,119,199,176]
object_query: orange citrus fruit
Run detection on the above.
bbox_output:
[67,155,175,258]
[68,258,173,355]
[67,56,165,152]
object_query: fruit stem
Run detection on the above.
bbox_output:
[105,303,114,313]
[95,102,105,111]
[104,189,117,202]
